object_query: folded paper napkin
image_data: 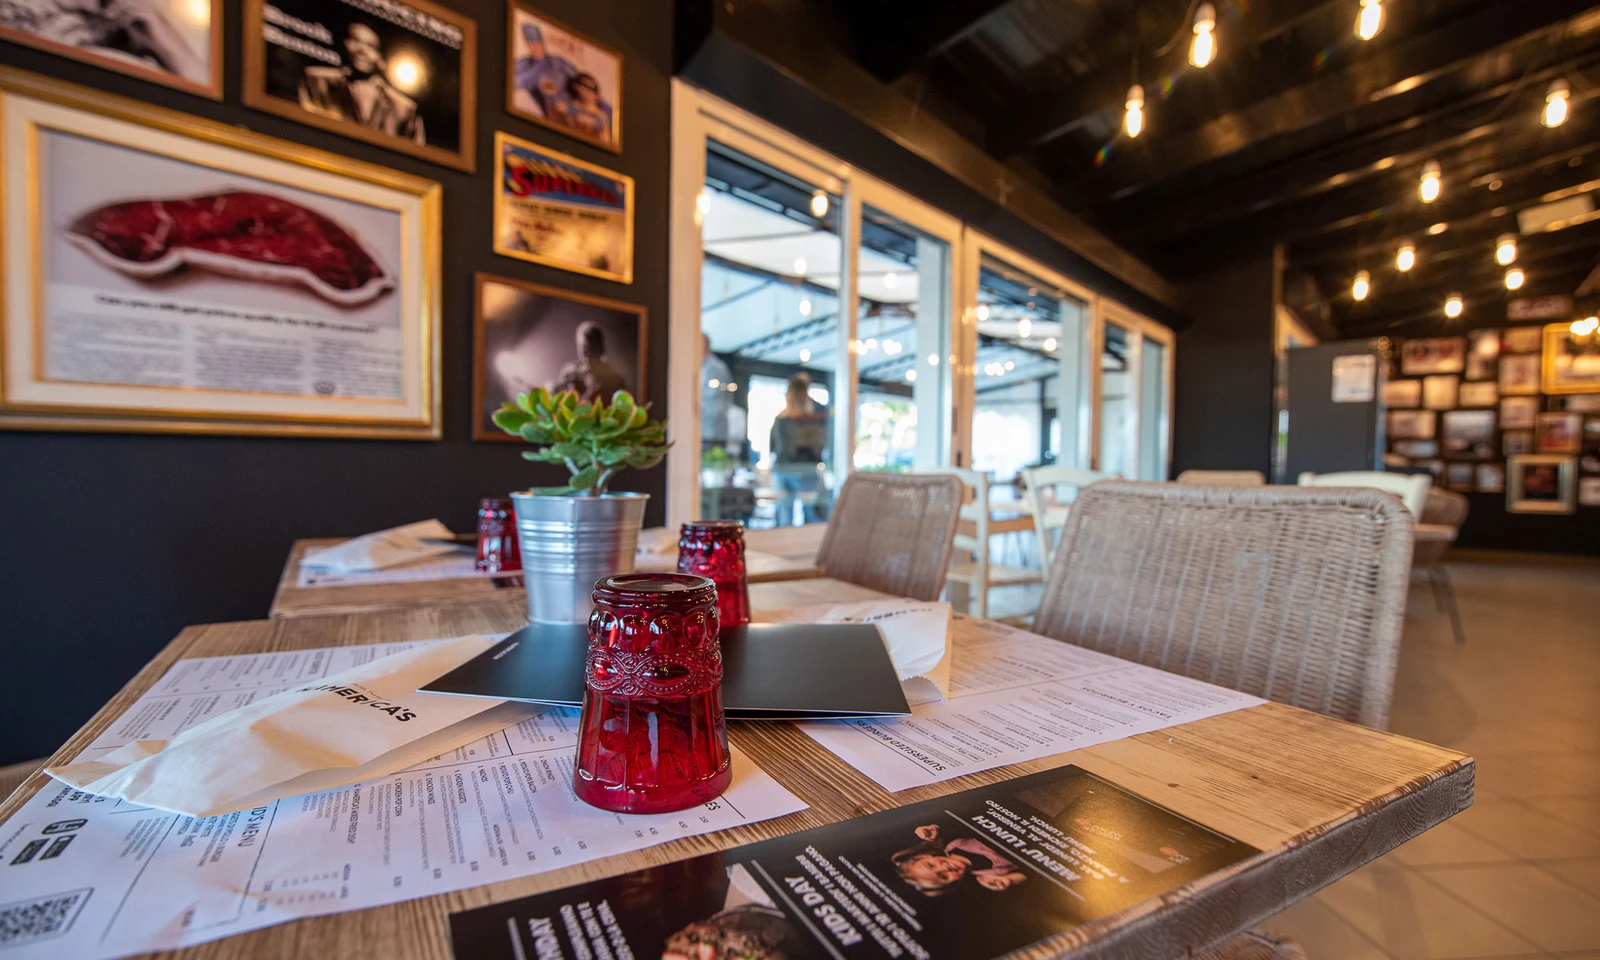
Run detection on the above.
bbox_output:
[755,599,953,705]
[47,635,531,818]
[302,519,458,572]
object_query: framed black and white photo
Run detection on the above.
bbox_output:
[1382,379,1421,408]
[1506,455,1576,514]
[0,0,222,98]
[1476,463,1505,493]
[1393,440,1439,459]
[506,2,622,153]
[1500,395,1539,430]
[473,273,646,441]
[1387,409,1437,440]
[242,0,477,172]
[1442,410,1496,459]
[1444,462,1474,492]
[1502,430,1534,456]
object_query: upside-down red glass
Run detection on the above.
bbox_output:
[573,574,732,814]
[475,498,521,574]
[676,520,750,631]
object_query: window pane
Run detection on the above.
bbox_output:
[854,206,951,472]
[972,256,1089,482]
[1099,323,1137,477]
[1139,337,1168,480]
[699,143,842,528]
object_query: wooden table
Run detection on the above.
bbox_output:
[1,580,1473,960]
[269,537,822,618]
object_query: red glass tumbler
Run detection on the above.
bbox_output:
[677,520,751,631]
[573,574,733,814]
[475,498,521,573]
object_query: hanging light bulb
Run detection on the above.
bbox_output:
[1396,244,1416,272]
[1495,233,1518,265]
[1043,337,1058,351]
[975,304,990,321]
[1018,317,1033,339]
[1189,3,1217,68]
[793,258,807,276]
[1544,79,1571,128]
[799,348,811,363]
[883,271,899,289]
[1571,316,1599,336]
[809,190,829,217]
[1504,267,1526,290]
[798,297,813,316]
[1352,270,1371,301]
[1444,293,1464,318]
[884,339,902,355]
[695,188,711,227]
[1419,161,1442,203]
[927,353,940,366]
[1356,0,1384,40]
[905,369,918,382]
[1124,84,1145,138]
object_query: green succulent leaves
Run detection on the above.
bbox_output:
[493,388,671,496]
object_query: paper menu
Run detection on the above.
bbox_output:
[799,617,1266,791]
[295,552,507,588]
[0,643,806,960]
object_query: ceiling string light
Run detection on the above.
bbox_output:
[1504,267,1526,290]
[1495,233,1518,265]
[1419,161,1442,203]
[1396,244,1416,271]
[1018,317,1033,339]
[1189,3,1217,68]
[1571,316,1599,336]
[1356,0,1384,40]
[809,190,829,217]
[1544,79,1571,128]
[1352,270,1371,301]
[1444,293,1464,318]
[1124,84,1146,138]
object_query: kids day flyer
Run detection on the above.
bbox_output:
[449,767,1258,960]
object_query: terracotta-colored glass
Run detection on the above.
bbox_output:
[475,498,521,573]
[573,574,732,814]
[677,520,750,631]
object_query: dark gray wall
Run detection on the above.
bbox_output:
[0,0,675,764]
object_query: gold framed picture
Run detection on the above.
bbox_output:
[506,2,623,153]
[241,0,478,172]
[473,274,647,441]
[1542,322,1600,394]
[0,0,223,99]
[493,131,635,283]
[0,67,442,439]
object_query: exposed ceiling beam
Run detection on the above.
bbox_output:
[860,0,1019,83]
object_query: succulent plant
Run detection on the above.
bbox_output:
[493,388,671,496]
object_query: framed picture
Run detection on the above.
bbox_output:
[1466,329,1499,380]
[1441,410,1496,459]
[1393,440,1438,458]
[1457,380,1497,408]
[1444,462,1474,491]
[1506,455,1576,514]
[1542,323,1600,394]
[1387,409,1437,439]
[473,273,646,441]
[1536,412,1582,454]
[1382,379,1422,408]
[1502,430,1534,455]
[494,131,634,283]
[1476,463,1505,493]
[0,69,441,439]
[1400,337,1465,375]
[0,2,221,99]
[241,0,477,172]
[1498,353,1541,396]
[1581,418,1600,474]
[1416,459,1445,477]
[1499,395,1539,429]
[1422,374,1459,410]
[506,3,622,153]
[1580,477,1600,507]
[1566,394,1600,414]
[1502,325,1543,353]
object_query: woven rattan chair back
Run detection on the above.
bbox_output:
[814,472,965,601]
[1176,469,1267,486]
[1033,481,1414,729]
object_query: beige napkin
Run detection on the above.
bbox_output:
[47,636,530,817]
[755,599,953,704]
[302,519,458,572]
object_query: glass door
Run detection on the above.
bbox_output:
[1099,299,1174,480]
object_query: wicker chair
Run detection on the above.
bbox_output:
[1415,488,1470,644]
[1298,470,1431,518]
[1176,469,1266,486]
[814,472,965,601]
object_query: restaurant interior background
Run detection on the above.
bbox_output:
[3,0,1599,770]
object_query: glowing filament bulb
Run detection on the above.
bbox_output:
[1124,84,1145,138]
[1190,4,1216,68]
[1018,318,1032,339]
[1544,79,1571,128]
[799,348,811,362]
[1504,268,1525,291]
[1444,294,1464,319]
[810,190,829,217]
[1396,244,1416,272]
[798,298,813,316]
[1356,0,1383,40]
[1495,233,1517,266]
[1352,270,1371,302]
[1419,161,1441,204]
[1570,316,1598,336]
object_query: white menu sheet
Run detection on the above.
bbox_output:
[0,641,806,960]
[296,552,504,587]
[799,617,1266,791]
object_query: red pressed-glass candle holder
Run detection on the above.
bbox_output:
[573,574,732,814]
[677,520,750,631]
[475,498,521,573]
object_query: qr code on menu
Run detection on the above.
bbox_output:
[0,887,92,947]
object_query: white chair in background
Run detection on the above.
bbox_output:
[1020,466,1115,568]
[1176,469,1266,486]
[1298,470,1431,518]
[932,467,1042,619]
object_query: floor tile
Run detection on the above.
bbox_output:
[1423,863,1600,953]
[1523,798,1600,841]
[1387,816,1517,868]
[1316,862,1543,959]
[1452,798,1600,860]
[1541,859,1600,895]
[1262,895,1393,960]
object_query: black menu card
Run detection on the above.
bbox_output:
[447,765,1259,960]
[421,622,912,719]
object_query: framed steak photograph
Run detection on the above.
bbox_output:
[506,2,623,153]
[241,0,477,172]
[0,68,442,439]
[0,0,222,99]
[494,131,634,283]
[473,274,646,441]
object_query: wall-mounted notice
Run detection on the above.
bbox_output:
[1332,354,1377,403]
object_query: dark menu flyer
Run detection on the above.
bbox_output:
[448,766,1258,960]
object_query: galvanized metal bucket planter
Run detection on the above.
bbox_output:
[510,491,649,623]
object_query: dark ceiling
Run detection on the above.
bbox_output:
[815,0,1600,337]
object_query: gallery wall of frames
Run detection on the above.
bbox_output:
[0,0,674,764]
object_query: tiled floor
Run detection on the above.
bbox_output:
[1260,549,1600,960]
